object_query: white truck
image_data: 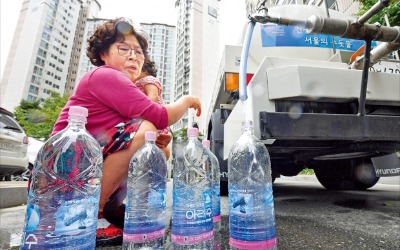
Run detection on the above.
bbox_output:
[205,3,400,193]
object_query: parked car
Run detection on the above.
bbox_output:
[11,137,44,181]
[0,108,29,181]
[27,137,44,168]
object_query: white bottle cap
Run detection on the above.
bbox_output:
[202,139,210,148]
[145,131,157,141]
[187,127,199,137]
[68,106,88,122]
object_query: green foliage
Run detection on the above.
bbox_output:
[357,0,400,26]
[300,167,315,175]
[172,127,204,142]
[14,92,69,140]
[171,127,205,161]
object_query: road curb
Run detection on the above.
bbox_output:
[0,182,28,208]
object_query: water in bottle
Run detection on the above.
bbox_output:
[123,131,167,250]
[172,127,214,249]
[228,120,277,250]
[202,139,221,249]
[20,106,103,249]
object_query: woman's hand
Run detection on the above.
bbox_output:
[165,95,202,126]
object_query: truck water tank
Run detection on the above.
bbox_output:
[245,5,361,64]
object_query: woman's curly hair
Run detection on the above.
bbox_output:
[86,18,148,67]
[142,57,158,77]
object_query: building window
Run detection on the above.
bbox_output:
[27,95,37,102]
[29,85,39,95]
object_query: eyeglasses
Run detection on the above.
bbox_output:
[115,44,146,60]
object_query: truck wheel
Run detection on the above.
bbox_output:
[272,159,304,177]
[314,159,379,190]
[314,161,350,190]
[350,158,379,190]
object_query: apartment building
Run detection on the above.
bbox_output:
[65,1,102,95]
[1,0,100,112]
[173,0,221,131]
[140,23,176,105]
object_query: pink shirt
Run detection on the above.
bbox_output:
[52,66,168,137]
[134,75,164,105]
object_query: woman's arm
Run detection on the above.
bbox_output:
[165,96,201,126]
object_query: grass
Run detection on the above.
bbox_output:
[300,167,315,175]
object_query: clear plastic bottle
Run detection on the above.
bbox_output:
[202,139,222,250]
[172,127,214,249]
[202,140,221,231]
[122,131,167,250]
[228,120,277,250]
[20,106,103,250]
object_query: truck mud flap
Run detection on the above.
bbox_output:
[371,153,400,177]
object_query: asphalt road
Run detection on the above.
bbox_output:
[1,176,399,249]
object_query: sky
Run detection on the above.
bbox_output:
[0,0,246,77]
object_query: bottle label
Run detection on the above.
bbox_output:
[25,204,41,232]
[230,191,254,215]
[172,188,213,237]
[171,230,214,244]
[229,185,276,243]
[213,215,221,223]
[212,183,221,218]
[229,237,278,249]
[123,228,165,243]
[54,199,97,235]
[185,198,212,221]
[148,189,166,209]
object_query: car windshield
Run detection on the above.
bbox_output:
[0,114,23,133]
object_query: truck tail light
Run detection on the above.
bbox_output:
[224,73,253,91]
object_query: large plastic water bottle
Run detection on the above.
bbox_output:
[20,106,103,250]
[171,127,214,249]
[122,131,167,249]
[202,140,221,230]
[228,120,277,250]
[202,139,221,249]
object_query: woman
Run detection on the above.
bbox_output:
[52,18,201,246]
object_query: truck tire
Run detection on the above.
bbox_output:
[272,159,305,177]
[314,161,349,190]
[350,158,379,190]
[314,158,379,190]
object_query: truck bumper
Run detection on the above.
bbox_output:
[259,112,400,161]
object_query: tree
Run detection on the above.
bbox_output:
[172,127,204,142]
[357,0,400,26]
[14,92,69,140]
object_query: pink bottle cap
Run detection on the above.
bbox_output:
[68,106,88,122]
[187,127,199,137]
[145,131,157,141]
[202,139,210,148]
[68,106,88,117]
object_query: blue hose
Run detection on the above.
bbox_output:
[239,21,256,101]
